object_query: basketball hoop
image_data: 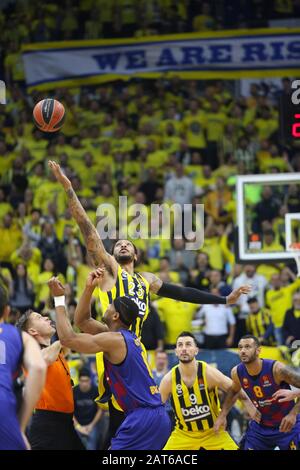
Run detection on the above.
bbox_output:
[288,243,300,277]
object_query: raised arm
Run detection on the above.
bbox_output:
[19,332,46,433]
[48,277,124,362]
[48,161,117,272]
[74,268,109,334]
[142,272,251,305]
[41,340,61,366]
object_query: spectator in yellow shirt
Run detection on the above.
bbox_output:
[195,164,216,194]
[188,252,211,291]
[0,188,13,219]
[266,272,300,345]
[10,238,42,284]
[162,124,183,155]
[36,258,65,309]
[204,177,232,224]
[201,225,224,271]
[259,144,289,173]
[206,100,227,169]
[154,294,198,349]
[28,162,46,193]
[0,214,22,263]
[246,297,274,346]
[193,2,216,31]
[183,99,207,152]
[255,106,278,140]
[261,229,284,253]
[256,229,283,281]
[33,169,66,215]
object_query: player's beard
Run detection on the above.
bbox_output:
[179,356,194,364]
[115,253,134,264]
[241,352,257,363]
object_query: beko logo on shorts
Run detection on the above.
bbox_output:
[181,405,211,419]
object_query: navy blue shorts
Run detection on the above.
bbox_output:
[0,401,26,450]
[111,406,171,450]
[243,416,300,450]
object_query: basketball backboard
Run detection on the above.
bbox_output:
[236,173,300,262]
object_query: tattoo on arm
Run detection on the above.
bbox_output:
[146,273,163,294]
[66,188,106,267]
[277,364,300,388]
[292,399,300,415]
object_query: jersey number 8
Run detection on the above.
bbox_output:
[253,386,263,398]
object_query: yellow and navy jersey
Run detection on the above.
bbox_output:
[97,265,150,338]
[95,265,150,410]
[170,361,220,432]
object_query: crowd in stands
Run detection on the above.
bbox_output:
[1,0,299,42]
[2,0,300,81]
[0,74,300,356]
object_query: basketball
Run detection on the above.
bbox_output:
[33,98,65,132]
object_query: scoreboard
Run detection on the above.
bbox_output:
[279,80,300,145]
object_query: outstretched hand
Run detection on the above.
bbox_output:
[48,276,65,296]
[48,160,72,190]
[226,285,251,305]
[86,268,105,289]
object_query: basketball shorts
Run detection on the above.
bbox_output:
[28,410,85,450]
[163,426,238,450]
[111,405,171,450]
[243,417,300,450]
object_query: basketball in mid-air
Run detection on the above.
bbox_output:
[33,98,65,132]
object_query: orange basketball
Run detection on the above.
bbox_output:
[33,98,65,132]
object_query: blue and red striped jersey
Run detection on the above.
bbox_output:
[0,323,23,402]
[237,359,294,427]
[104,329,162,414]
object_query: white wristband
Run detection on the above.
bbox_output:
[54,296,66,308]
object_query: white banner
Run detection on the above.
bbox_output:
[22,28,300,90]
